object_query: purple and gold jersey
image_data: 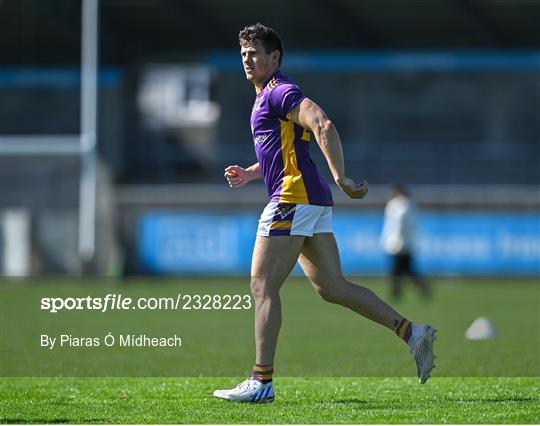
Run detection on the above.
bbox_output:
[250,71,333,206]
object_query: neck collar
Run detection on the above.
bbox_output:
[256,70,281,94]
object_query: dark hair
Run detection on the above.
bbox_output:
[239,23,283,66]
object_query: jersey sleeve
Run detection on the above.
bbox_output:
[268,83,305,120]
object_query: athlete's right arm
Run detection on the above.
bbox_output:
[289,98,368,199]
[224,163,263,188]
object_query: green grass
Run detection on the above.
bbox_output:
[1,377,539,423]
[1,277,539,423]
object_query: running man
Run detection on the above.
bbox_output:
[213,23,436,403]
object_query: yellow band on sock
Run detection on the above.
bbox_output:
[253,364,274,373]
[255,374,273,380]
[396,319,412,339]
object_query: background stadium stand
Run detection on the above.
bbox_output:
[0,0,538,274]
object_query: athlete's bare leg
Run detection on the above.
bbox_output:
[299,233,403,330]
[251,235,305,365]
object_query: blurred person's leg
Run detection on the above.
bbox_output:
[404,253,431,299]
[392,254,407,300]
[412,275,431,299]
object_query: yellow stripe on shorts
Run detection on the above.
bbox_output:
[270,221,292,230]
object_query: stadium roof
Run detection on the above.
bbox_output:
[1,0,539,65]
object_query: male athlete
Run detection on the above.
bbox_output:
[213,23,436,403]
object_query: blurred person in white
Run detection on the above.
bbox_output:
[380,185,431,301]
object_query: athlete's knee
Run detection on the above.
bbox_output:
[312,278,347,304]
[316,286,341,304]
[250,276,279,301]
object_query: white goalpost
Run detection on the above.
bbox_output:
[0,0,99,274]
[79,0,99,264]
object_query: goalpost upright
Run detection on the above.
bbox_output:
[0,0,100,272]
[79,0,99,264]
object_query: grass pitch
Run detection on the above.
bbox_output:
[1,377,539,424]
[1,277,539,423]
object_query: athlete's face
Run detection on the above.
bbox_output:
[240,40,279,87]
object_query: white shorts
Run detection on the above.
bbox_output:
[257,202,333,237]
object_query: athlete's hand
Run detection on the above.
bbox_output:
[224,165,251,188]
[336,177,368,199]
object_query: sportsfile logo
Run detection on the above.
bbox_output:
[40,293,252,313]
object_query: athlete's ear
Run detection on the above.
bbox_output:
[271,50,280,65]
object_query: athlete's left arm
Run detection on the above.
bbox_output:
[289,98,368,199]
